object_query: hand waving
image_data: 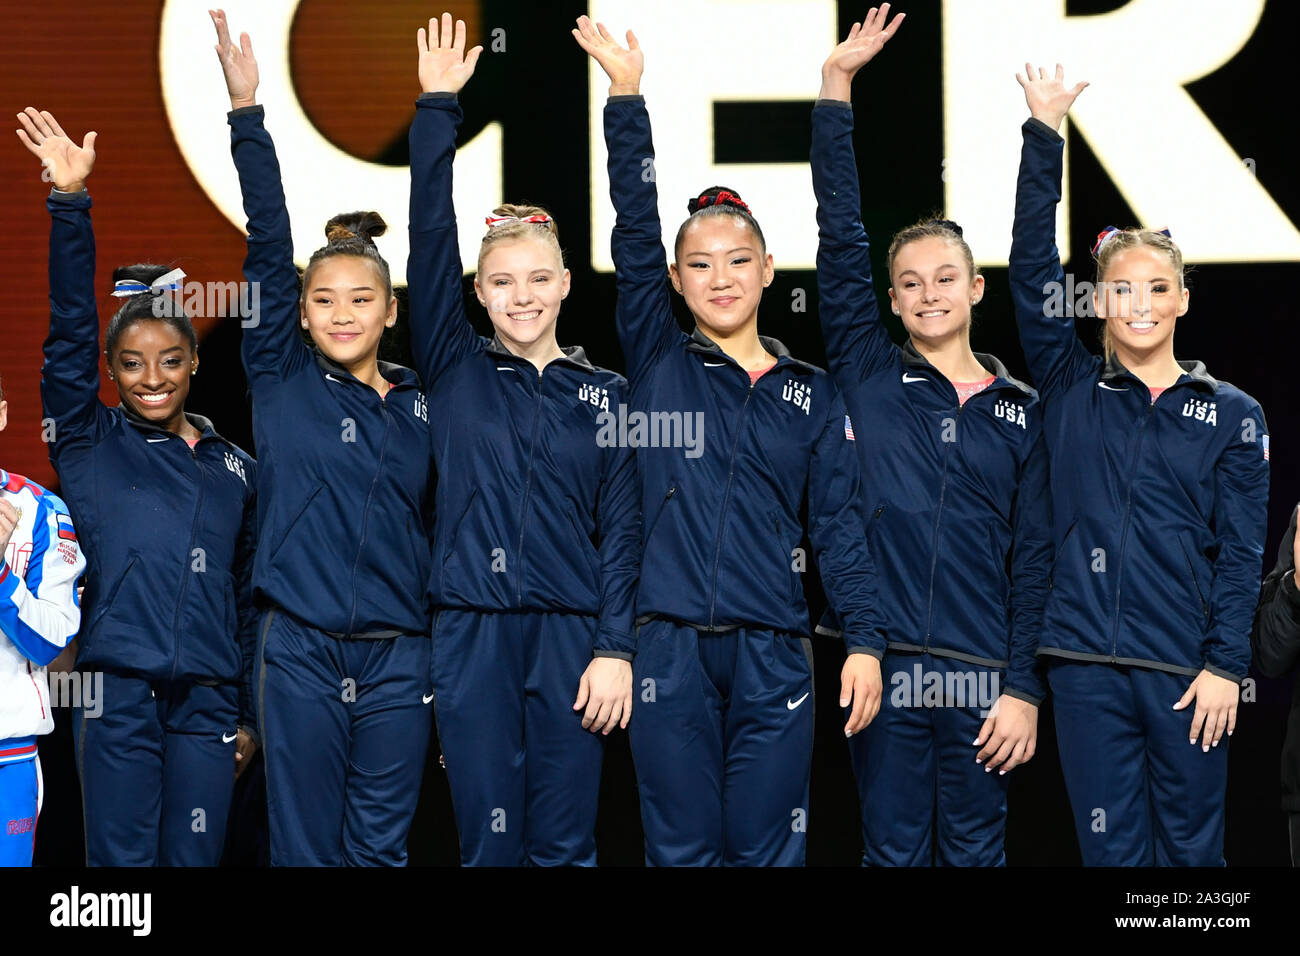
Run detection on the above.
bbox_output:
[571,15,643,96]
[418,12,483,94]
[210,8,259,109]
[1015,63,1088,133]
[15,108,96,193]
[820,4,907,101]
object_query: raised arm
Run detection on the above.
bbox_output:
[211,9,310,386]
[812,7,905,386]
[1008,64,1096,399]
[17,108,114,447]
[408,13,485,389]
[574,16,684,382]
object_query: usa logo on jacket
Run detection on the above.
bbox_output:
[782,379,812,415]
[578,383,610,412]
[1182,397,1218,426]
[993,399,1028,429]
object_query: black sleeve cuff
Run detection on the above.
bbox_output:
[417,91,458,102]
[593,649,634,662]
[1023,116,1063,143]
[228,104,264,119]
[814,98,853,110]
[607,94,645,104]
[1203,662,1245,685]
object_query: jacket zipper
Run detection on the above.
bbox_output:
[171,439,205,680]
[707,372,760,628]
[923,400,961,649]
[350,387,393,635]
[1109,397,1155,657]
[515,366,546,605]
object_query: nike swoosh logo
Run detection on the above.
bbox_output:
[422,692,435,704]
[146,436,169,443]
[496,366,519,374]
[221,732,237,743]
[325,373,342,383]
[1097,382,1128,391]
[901,373,926,383]
[787,692,810,711]
[703,361,728,367]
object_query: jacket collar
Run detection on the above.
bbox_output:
[685,325,819,374]
[119,402,236,450]
[486,334,596,373]
[899,340,1034,396]
[1100,352,1218,392]
[313,348,422,390]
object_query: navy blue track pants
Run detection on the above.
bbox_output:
[1049,660,1229,866]
[256,608,432,866]
[430,609,605,866]
[75,670,237,866]
[629,620,815,866]
[849,651,1009,866]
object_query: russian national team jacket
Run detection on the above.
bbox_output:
[229,105,434,639]
[407,93,639,658]
[1,469,85,759]
[40,190,259,732]
[810,100,1050,702]
[1010,117,1269,683]
[604,95,886,654]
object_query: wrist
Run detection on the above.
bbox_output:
[1031,110,1064,132]
[230,95,257,110]
[608,81,640,96]
[56,180,86,194]
[818,67,853,102]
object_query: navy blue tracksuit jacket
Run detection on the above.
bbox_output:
[604,95,885,652]
[229,105,434,639]
[1009,117,1269,684]
[408,93,639,657]
[41,190,259,724]
[811,99,1051,703]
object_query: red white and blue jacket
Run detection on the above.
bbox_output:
[1009,117,1269,683]
[0,469,85,763]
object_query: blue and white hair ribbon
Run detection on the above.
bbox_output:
[111,267,187,297]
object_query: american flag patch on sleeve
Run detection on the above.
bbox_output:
[844,415,855,441]
[56,513,77,542]
[1263,434,1270,461]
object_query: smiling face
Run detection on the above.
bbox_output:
[669,216,774,336]
[301,255,397,367]
[1094,244,1188,357]
[474,237,570,352]
[108,320,196,423]
[887,235,983,345]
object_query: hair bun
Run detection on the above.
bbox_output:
[688,186,752,216]
[324,210,388,246]
[111,263,175,288]
[927,218,964,238]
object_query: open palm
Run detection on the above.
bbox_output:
[824,3,906,79]
[1016,63,1088,131]
[15,108,96,191]
[210,8,259,108]
[418,12,483,94]
[571,15,642,92]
